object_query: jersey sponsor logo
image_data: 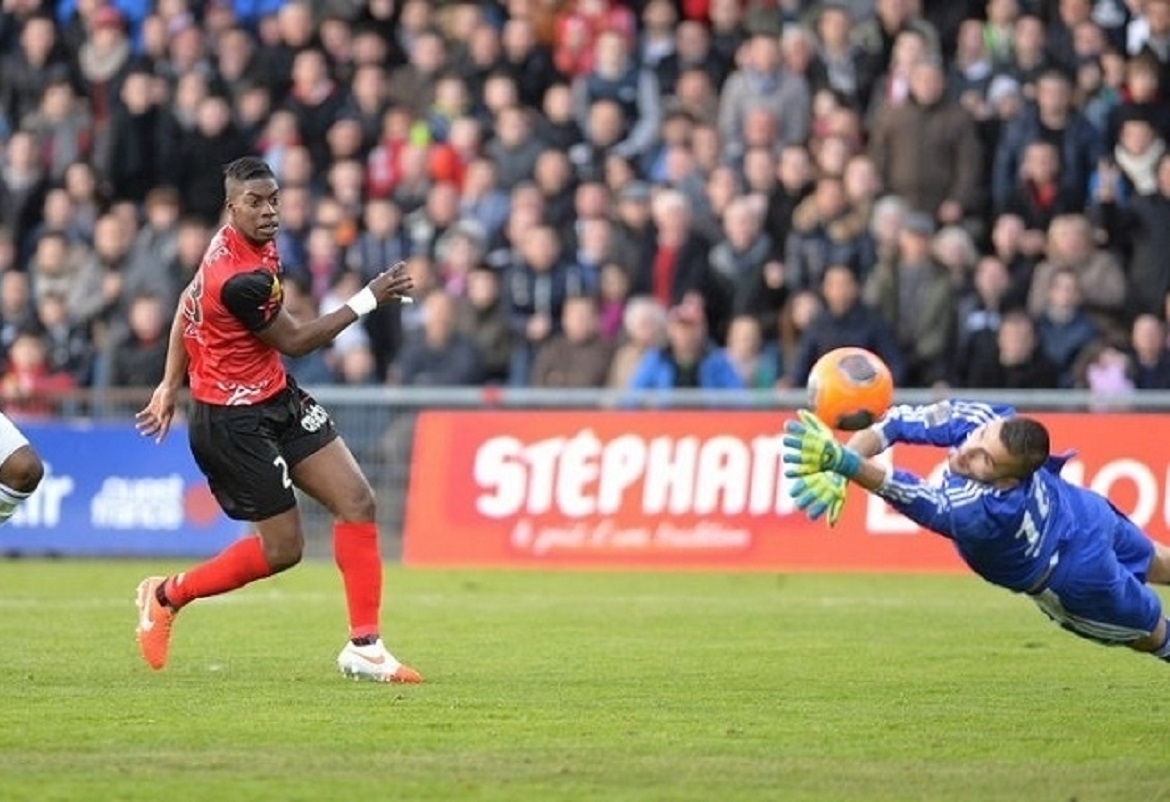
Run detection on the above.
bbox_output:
[300,402,330,433]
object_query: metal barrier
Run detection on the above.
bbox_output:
[9,386,1170,560]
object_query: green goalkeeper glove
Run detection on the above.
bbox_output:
[789,472,847,527]
[782,409,863,479]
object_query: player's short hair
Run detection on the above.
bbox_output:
[223,156,275,188]
[999,417,1050,478]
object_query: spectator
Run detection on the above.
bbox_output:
[967,310,1062,389]
[1027,213,1128,338]
[504,224,573,385]
[174,94,249,225]
[954,255,1014,388]
[533,82,585,152]
[864,212,956,386]
[785,175,868,294]
[76,6,131,135]
[994,69,1103,210]
[1034,266,1099,386]
[722,313,777,389]
[123,187,183,312]
[606,295,666,389]
[1073,340,1138,408]
[103,292,168,388]
[95,68,176,206]
[931,224,979,291]
[709,194,783,339]
[501,16,559,109]
[553,0,636,80]
[455,264,512,385]
[1130,313,1170,388]
[764,143,815,259]
[572,29,662,164]
[1091,112,1167,210]
[1100,152,1170,317]
[869,57,983,224]
[788,262,904,387]
[486,105,543,191]
[21,76,91,184]
[36,291,92,387]
[718,28,810,153]
[391,289,483,386]
[626,297,743,392]
[387,29,447,117]
[809,3,878,112]
[597,261,631,340]
[0,130,48,253]
[0,15,68,129]
[1106,54,1170,148]
[1001,140,1082,230]
[530,294,615,388]
[279,274,335,386]
[0,328,75,417]
[852,0,939,70]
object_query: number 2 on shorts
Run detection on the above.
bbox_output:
[273,455,292,489]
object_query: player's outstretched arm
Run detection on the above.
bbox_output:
[136,284,193,443]
[861,400,1015,452]
[255,262,413,357]
[783,410,960,538]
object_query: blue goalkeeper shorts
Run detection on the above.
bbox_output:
[1028,513,1161,646]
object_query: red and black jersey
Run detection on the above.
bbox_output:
[182,224,287,406]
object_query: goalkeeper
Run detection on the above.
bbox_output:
[784,399,1170,662]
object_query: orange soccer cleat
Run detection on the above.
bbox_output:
[135,576,177,670]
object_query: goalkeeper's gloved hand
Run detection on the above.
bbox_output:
[782,409,863,479]
[789,472,847,527]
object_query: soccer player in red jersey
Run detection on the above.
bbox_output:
[134,157,421,683]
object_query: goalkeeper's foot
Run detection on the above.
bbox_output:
[135,576,177,670]
[337,639,423,684]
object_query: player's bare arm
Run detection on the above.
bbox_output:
[253,262,413,357]
[844,427,885,459]
[135,279,195,443]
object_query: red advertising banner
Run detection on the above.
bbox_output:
[402,411,1170,571]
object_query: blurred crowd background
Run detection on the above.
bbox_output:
[2,0,1170,413]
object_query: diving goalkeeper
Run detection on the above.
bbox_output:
[783,400,1170,661]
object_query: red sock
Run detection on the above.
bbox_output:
[333,521,382,639]
[164,535,273,609]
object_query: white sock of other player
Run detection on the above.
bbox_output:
[1153,623,1170,662]
[0,482,31,525]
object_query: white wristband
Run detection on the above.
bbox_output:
[345,286,378,317]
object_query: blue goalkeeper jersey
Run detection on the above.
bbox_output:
[871,400,1116,593]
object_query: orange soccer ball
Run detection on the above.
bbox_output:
[807,347,895,431]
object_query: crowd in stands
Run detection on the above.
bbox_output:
[3,0,1170,413]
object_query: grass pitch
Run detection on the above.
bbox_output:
[0,561,1168,802]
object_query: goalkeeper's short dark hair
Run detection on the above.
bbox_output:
[1000,417,1050,478]
[223,156,275,186]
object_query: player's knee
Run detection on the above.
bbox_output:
[335,481,376,523]
[263,538,303,572]
[0,447,44,495]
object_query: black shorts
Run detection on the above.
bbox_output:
[188,379,339,521]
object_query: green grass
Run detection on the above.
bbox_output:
[0,561,1168,801]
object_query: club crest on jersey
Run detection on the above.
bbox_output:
[260,276,283,322]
